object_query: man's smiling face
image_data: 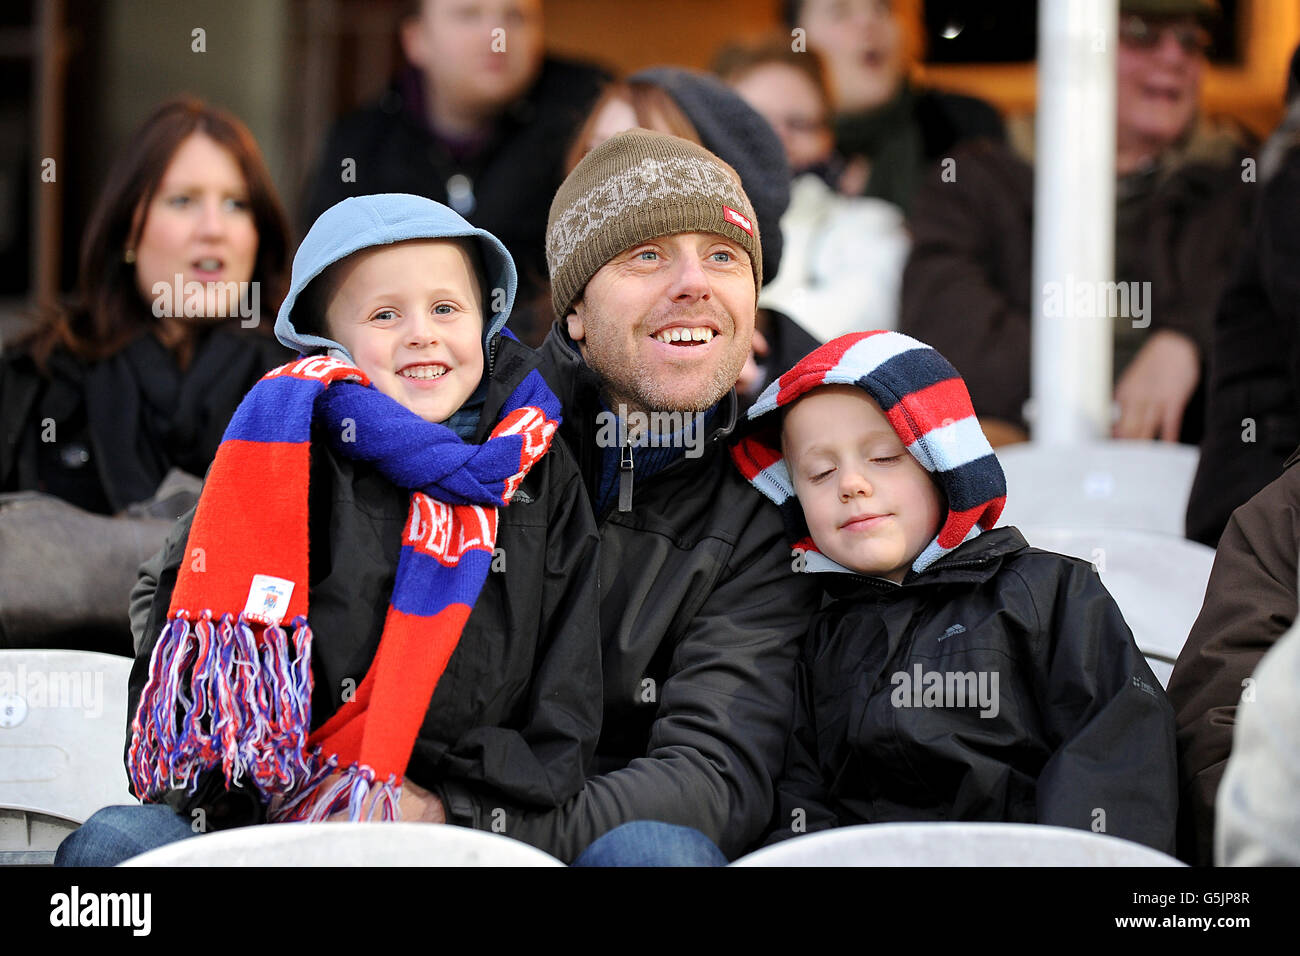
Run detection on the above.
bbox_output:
[566,230,756,414]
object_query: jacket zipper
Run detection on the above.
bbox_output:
[598,417,732,523]
[552,328,737,523]
[617,439,634,512]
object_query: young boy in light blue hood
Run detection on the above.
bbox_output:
[57,194,603,865]
[279,194,507,439]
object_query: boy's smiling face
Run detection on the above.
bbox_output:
[324,239,484,424]
[783,385,944,583]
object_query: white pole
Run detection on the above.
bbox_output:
[1030,0,1117,443]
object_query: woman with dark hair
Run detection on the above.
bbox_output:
[0,97,292,651]
[562,80,701,175]
[3,96,291,513]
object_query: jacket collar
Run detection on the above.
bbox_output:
[471,333,543,444]
[823,525,1030,599]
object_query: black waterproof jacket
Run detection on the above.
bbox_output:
[1185,146,1300,547]
[127,336,603,840]
[435,325,823,860]
[770,526,1179,853]
[1,327,289,514]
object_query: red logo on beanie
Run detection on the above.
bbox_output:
[723,205,753,236]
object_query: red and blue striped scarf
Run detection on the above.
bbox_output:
[127,347,560,822]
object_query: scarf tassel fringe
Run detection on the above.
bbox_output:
[267,756,401,823]
[127,610,315,804]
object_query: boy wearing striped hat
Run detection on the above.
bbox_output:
[732,330,1178,852]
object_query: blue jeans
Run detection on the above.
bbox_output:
[55,804,203,866]
[57,809,727,867]
[571,821,728,867]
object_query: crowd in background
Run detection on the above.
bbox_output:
[3,0,1300,867]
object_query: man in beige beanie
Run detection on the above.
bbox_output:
[433,129,821,865]
[547,128,764,420]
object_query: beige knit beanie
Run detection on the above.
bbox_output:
[546,129,763,319]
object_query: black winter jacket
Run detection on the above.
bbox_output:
[127,336,603,840]
[1,326,289,514]
[435,325,823,860]
[770,526,1179,853]
[1185,146,1300,547]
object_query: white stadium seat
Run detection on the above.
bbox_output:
[996,440,1199,536]
[119,821,566,867]
[1013,526,1213,686]
[732,822,1184,867]
[0,649,136,864]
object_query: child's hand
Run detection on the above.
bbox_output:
[316,773,446,823]
[398,778,446,823]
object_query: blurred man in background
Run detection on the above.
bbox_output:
[901,0,1252,447]
[301,0,607,344]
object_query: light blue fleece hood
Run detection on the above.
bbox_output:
[274,193,516,361]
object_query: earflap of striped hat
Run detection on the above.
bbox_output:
[732,331,1007,576]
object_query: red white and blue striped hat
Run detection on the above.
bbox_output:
[731,331,1007,576]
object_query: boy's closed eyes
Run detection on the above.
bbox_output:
[783,384,944,583]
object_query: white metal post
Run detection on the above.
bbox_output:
[1030,0,1117,443]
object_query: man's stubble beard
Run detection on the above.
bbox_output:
[576,300,752,415]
